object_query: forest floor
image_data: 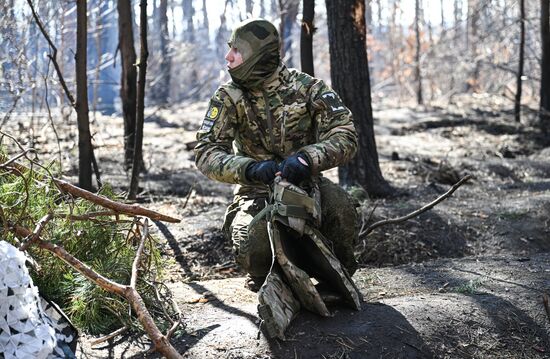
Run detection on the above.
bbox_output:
[9,93,550,358]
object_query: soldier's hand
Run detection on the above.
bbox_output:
[279,153,311,185]
[245,160,279,184]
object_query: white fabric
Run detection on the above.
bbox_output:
[0,241,57,358]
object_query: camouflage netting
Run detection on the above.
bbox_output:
[0,241,76,359]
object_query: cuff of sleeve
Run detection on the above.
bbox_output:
[238,158,257,185]
[298,147,321,175]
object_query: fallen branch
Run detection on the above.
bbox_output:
[54,179,180,223]
[0,153,180,223]
[90,327,128,347]
[12,221,183,359]
[364,175,472,236]
[19,213,53,252]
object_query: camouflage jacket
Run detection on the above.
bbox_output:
[194,65,357,196]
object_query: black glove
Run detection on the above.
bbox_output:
[245,160,279,184]
[279,153,311,185]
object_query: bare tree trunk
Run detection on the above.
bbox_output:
[415,0,423,105]
[540,0,550,136]
[117,0,139,170]
[128,0,149,200]
[325,0,393,197]
[92,0,103,121]
[76,0,94,191]
[279,0,300,67]
[151,0,170,105]
[182,0,195,42]
[245,0,253,16]
[365,0,372,33]
[440,0,445,31]
[300,0,315,76]
[514,0,525,122]
[454,0,462,37]
[260,0,266,17]
[467,0,480,92]
[376,0,382,33]
[202,0,209,35]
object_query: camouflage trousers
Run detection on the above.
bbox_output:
[222,177,359,278]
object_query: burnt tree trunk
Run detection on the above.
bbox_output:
[325,0,392,197]
[515,0,525,122]
[117,0,140,169]
[540,0,550,136]
[414,0,423,105]
[128,0,149,200]
[300,0,315,76]
[76,0,94,191]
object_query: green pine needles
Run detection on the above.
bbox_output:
[0,149,174,336]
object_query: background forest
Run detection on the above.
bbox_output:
[1,0,550,358]
[2,0,548,142]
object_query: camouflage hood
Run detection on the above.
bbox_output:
[228,18,280,90]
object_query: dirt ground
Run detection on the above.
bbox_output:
[8,94,550,358]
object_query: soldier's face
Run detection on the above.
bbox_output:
[225,47,243,69]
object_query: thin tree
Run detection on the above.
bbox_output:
[514,0,525,122]
[325,0,393,197]
[260,0,266,17]
[245,0,253,16]
[76,0,94,190]
[27,0,100,190]
[150,0,170,106]
[415,0,423,105]
[279,0,300,66]
[467,0,480,92]
[117,0,140,169]
[300,0,315,76]
[541,0,550,136]
[202,0,209,36]
[128,0,149,200]
[182,0,195,42]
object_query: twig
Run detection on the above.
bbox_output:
[0,149,37,169]
[90,326,128,346]
[43,57,63,176]
[53,179,180,223]
[364,175,472,236]
[19,213,53,251]
[131,218,148,288]
[55,211,118,220]
[358,202,378,237]
[182,183,196,209]
[26,0,75,107]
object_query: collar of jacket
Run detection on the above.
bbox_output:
[247,64,290,95]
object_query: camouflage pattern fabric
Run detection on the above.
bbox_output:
[224,177,359,278]
[195,64,358,198]
[227,19,280,90]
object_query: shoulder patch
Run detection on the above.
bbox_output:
[200,100,224,131]
[320,91,347,115]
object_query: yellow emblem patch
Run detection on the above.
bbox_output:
[208,106,219,119]
[206,101,223,120]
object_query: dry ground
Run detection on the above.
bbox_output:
[6,94,550,358]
